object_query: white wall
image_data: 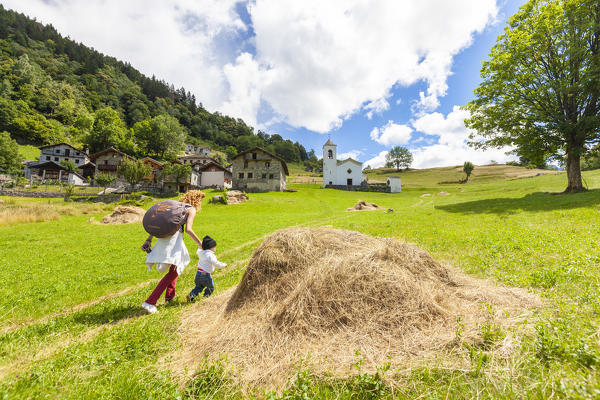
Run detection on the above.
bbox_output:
[335,160,362,186]
[201,171,225,188]
[388,177,402,193]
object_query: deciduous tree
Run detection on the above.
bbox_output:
[464,0,600,193]
[385,146,413,171]
[117,157,151,191]
[0,131,23,174]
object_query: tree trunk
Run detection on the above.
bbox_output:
[565,149,585,193]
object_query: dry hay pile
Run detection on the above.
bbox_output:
[347,200,380,211]
[100,205,145,224]
[174,227,538,387]
[227,190,249,205]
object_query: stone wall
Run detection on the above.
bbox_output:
[0,189,67,198]
[324,183,391,193]
[232,152,286,192]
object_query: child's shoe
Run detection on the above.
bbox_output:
[141,302,157,314]
[186,293,194,303]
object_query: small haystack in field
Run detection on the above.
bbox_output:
[226,190,249,205]
[347,200,380,211]
[174,227,539,387]
[100,205,145,224]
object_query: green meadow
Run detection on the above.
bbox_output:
[1,166,600,399]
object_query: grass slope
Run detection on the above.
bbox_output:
[0,171,599,398]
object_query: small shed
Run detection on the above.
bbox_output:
[387,176,402,193]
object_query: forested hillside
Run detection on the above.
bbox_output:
[0,5,315,164]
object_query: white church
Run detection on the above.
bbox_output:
[322,139,364,188]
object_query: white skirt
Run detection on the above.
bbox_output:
[145,230,190,276]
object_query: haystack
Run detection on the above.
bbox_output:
[227,190,249,205]
[100,205,145,224]
[347,200,380,211]
[174,227,538,387]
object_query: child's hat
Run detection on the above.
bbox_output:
[202,235,217,250]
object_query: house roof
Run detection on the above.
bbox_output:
[232,147,289,175]
[39,142,87,154]
[68,171,85,180]
[79,161,96,168]
[29,161,67,170]
[197,161,228,172]
[323,138,335,147]
[141,157,164,167]
[89,147,135,162]
[336,158,362,166]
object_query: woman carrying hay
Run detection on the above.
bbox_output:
[140,190,205,314]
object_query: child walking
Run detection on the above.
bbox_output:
[141,191,205,314]
[187,235,227,301]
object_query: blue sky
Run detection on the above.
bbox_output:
[3,0,527,168]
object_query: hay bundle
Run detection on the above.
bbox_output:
[100,205,145,224]
[226,190,249,205]
[175,227,538,387]
[347,200,380,211]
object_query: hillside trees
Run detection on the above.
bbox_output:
[464,0,600,193]
[0,130,22,174]
[85,107,132,153]
[0,5,311,164]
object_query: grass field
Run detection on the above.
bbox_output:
[1,166,600,398]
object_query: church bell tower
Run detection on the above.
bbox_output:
[322,138,337,188]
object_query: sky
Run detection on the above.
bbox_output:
[2,0,527,168]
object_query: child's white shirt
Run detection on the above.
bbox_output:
[145,230,190,275]
[197,249,226,274]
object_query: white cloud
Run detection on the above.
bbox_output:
[248,0,498,132]
[338,150,362,160]
[370,121,413,146]
[220,52,262,128]
[364,150,389,168]
[364,97,390,119]
[409,106,515,168]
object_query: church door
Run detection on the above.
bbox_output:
[347,178,352,186]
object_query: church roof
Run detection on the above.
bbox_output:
[323,138,335,147]
[336,158,362,166]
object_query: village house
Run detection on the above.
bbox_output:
[89,147,135,178]
[198,161,232,189]
[24,143,94,180]
[231,147,288,192]
[322,139,365,188]
[140,157,164,190]
[24,160,86,184]
[177,154,217,170]
[184,143,211,156]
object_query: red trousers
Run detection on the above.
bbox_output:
[145,265,178,305]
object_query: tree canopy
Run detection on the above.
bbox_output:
[464,0,600,192]
[385,146,413,171]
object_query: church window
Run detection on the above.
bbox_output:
[347,168,352,174]
[328,150,333,159]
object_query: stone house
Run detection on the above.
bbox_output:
[89,147,135,178]
[231,147,288,192]
[177,154,218,170]
[185,143,211,156]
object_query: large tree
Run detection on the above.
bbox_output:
[132,114,186,160]
[464,0,600,193]
[385,146,413,171]
[117,157,151,191]
[85,107,132,154]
